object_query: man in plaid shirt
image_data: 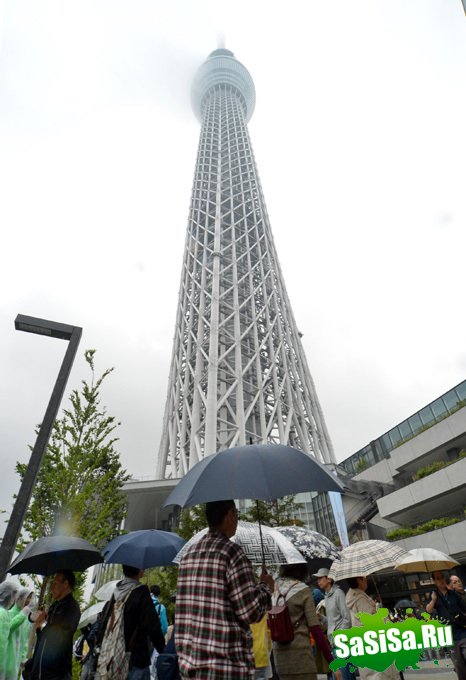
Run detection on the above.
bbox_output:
[176,500,274,679]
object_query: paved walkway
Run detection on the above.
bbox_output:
[403,659,456,679]
[318,659,457,680]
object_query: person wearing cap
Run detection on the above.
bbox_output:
[314,568,353,680]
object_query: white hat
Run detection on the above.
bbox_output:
[313,568,330,578]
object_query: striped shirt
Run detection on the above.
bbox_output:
[176,530,272,678]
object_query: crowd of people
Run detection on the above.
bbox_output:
[1,504,465,680]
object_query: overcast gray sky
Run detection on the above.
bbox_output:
[1,0,465,521]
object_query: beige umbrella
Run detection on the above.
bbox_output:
[394,548,460,573]
[328,540,407,581]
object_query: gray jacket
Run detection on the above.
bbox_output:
[325,584,352,639]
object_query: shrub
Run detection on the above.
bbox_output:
[387,516,462,541]
[414,460,447,480]
[355,459,368,473]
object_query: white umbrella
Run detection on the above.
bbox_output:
[173,520,305,566]
[94,579,120,601]
[328,540,407,581]
[394,548,460,573]
[79,601,106,628]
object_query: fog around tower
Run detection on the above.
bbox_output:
[0,0,465,517]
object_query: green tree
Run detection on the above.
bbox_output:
[15,350,130,600]
[141,566,178,624]
[243,496,303,527]
[177,504,208,540]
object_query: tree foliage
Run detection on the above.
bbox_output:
[141,565,178,624]
[177,505,207,540]
[15,350,130,598]
[243,496,304,527]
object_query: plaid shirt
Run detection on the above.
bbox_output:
[176,530,272,678]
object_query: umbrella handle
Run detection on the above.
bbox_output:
[38,575,49,610]
[370,575,382,605]
[255,500,266,569]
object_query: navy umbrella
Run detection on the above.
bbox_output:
[163,444,343,509]
[102,530,186,570]
[9,535,103,576]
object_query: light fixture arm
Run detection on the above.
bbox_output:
[0,317,82,582]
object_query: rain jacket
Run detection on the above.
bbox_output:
[5,604,28,680]
[0,606,26,680]
[250,615,271,668]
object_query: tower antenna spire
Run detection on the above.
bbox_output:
[217,32,225,49]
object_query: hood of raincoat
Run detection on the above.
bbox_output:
[0,581,18,610]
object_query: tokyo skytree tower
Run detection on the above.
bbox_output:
[156,48,336,478]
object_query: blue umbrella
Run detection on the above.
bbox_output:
[102,530,186,569]
[163,444,343,508]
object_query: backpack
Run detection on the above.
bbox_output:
[73,634,86,661]
[96,583,142,680]
[156,632,180,680]
[154,600,168,636]
[268,583,304,644]
[80,600,115,680]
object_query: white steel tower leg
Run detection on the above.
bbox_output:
[156,49,336,479]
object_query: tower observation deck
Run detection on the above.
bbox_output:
[156,48,336,478]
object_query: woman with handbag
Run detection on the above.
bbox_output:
[272,563,341,680]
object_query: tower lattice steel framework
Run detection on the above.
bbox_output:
[156,48,336,478]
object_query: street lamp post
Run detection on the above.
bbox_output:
[0,314,82,582]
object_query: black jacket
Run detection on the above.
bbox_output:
[30,592,81,680]
[122,583,165,668]
[431,588,466,641]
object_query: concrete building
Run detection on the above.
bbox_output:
[338,379,466,603]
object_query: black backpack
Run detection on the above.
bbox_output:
[155,631,180,680]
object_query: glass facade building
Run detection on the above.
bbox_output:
[339,379,466,477]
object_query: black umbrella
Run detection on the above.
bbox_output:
[394,599,417,609]
[8,535,104,576]
[163,444,343,565]
[163,444,343,508]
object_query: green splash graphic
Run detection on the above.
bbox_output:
[329,608,453,673]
